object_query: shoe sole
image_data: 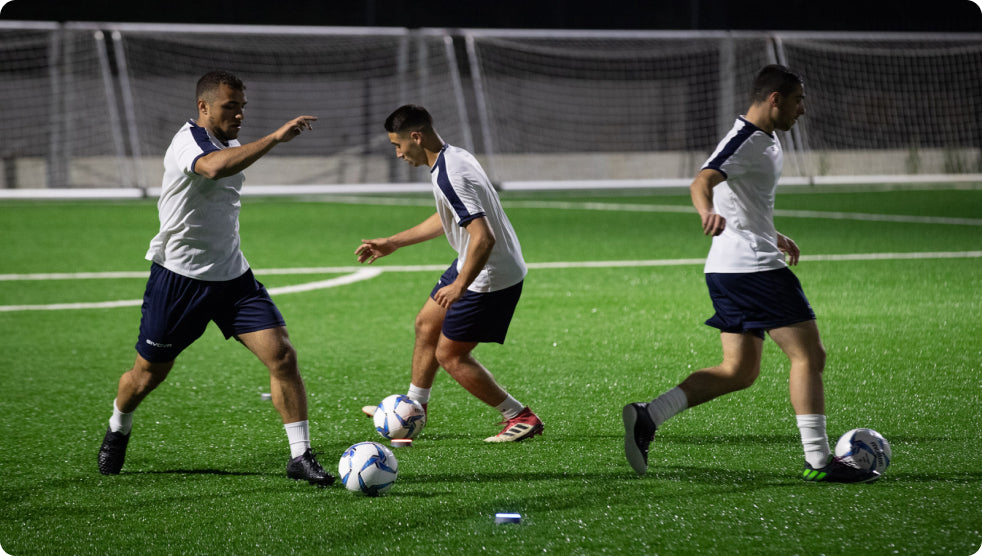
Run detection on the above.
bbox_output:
[289,475,336,487]
[483,422,544,442]
[801,469,881,483]
[361,405,377,417]
[622,404,649,476]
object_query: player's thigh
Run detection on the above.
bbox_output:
[415,297,447,335]
[719,331,765,376]
[768,320,825,365]
[132,353,176,375]
[435,334,478,364]
[237,326,297,371]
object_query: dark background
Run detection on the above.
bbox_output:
[2,0,981,31]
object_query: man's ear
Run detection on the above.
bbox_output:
[197,98,208,115]
[768,91,782,107]
[410,130,423,144]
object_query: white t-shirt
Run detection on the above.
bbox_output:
[430,145,527,292]
[701,117,787,274]
[145,120,250,281]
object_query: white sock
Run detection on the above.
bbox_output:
[284,420,311,459]
[647,387,688,428]
[796,414,831,468]
[407,384,431,405]
[108,399,134,435]
[495,395,524,420]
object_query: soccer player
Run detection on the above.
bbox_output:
[355,104,543,442]
[97,70,334,486]
[623,65,879,483]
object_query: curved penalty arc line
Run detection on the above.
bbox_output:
[0,268,384,313]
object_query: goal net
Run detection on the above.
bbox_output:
[464,31,773,185]
[465,30,982,187]
[113,25,466,190]
[0,22,130,190]
[1,23,979,193]
[779,34,982,181]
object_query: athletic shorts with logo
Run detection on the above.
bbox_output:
[136,263,286,362]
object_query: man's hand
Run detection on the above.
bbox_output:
[690,168,726,237]
[699,210,726,236]
[432,282,466,309]
[355,238,396,264]
[273,115,317,143]
[777,233,800,266]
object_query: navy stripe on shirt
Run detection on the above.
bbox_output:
[189,121,220,175]
[433,147,484,225]
[703,117,763,179]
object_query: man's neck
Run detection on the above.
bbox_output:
[743,105,775,134]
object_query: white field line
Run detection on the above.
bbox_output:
[266,268,382,294]
[502,200,982,226]
[0,265,443,281]
[1,251,979,313]
[0,268,383,312]
[304,196,982,226]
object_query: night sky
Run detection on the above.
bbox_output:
[2,0,980,32]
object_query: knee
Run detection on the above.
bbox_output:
[434,344,458,372]
[813,344,827,372]
[128,362,172,393]
[268,344,299,377]
[724,363,760,391]
[415,313,442,341]
[796,344,827,375]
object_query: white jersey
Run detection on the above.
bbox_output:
[702,117,787,274]
[146,120,250,281]
[430,145,527,292]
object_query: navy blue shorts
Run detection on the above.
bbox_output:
[430,261,523,344]
[136,263,286,363]
[704,267,816,339]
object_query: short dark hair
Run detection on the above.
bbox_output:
[384,104,433,133]
[196,70,245,101]
[751,64,802,103]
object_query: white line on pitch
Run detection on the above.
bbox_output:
[303,196,982,226]
[2,251,980,313]
[0,269,383,312]
[266,268,382,294]
[502,200,982,226]
[1,251,980,283]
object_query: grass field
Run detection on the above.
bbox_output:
[1,187,980,555]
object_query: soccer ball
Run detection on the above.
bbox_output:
[373,394,426,440]
[834,428,892,474]
[338,441,399,496]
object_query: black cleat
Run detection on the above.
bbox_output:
[98,427,130,475]
[802,457,881,483]
[623,402,657,476]
[287,449,335,486]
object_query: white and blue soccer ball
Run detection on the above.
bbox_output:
[338,441,399,496]
[834,428,892,474]
[373,394,426,440]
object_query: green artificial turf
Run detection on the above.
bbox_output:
[1,187,979,554]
